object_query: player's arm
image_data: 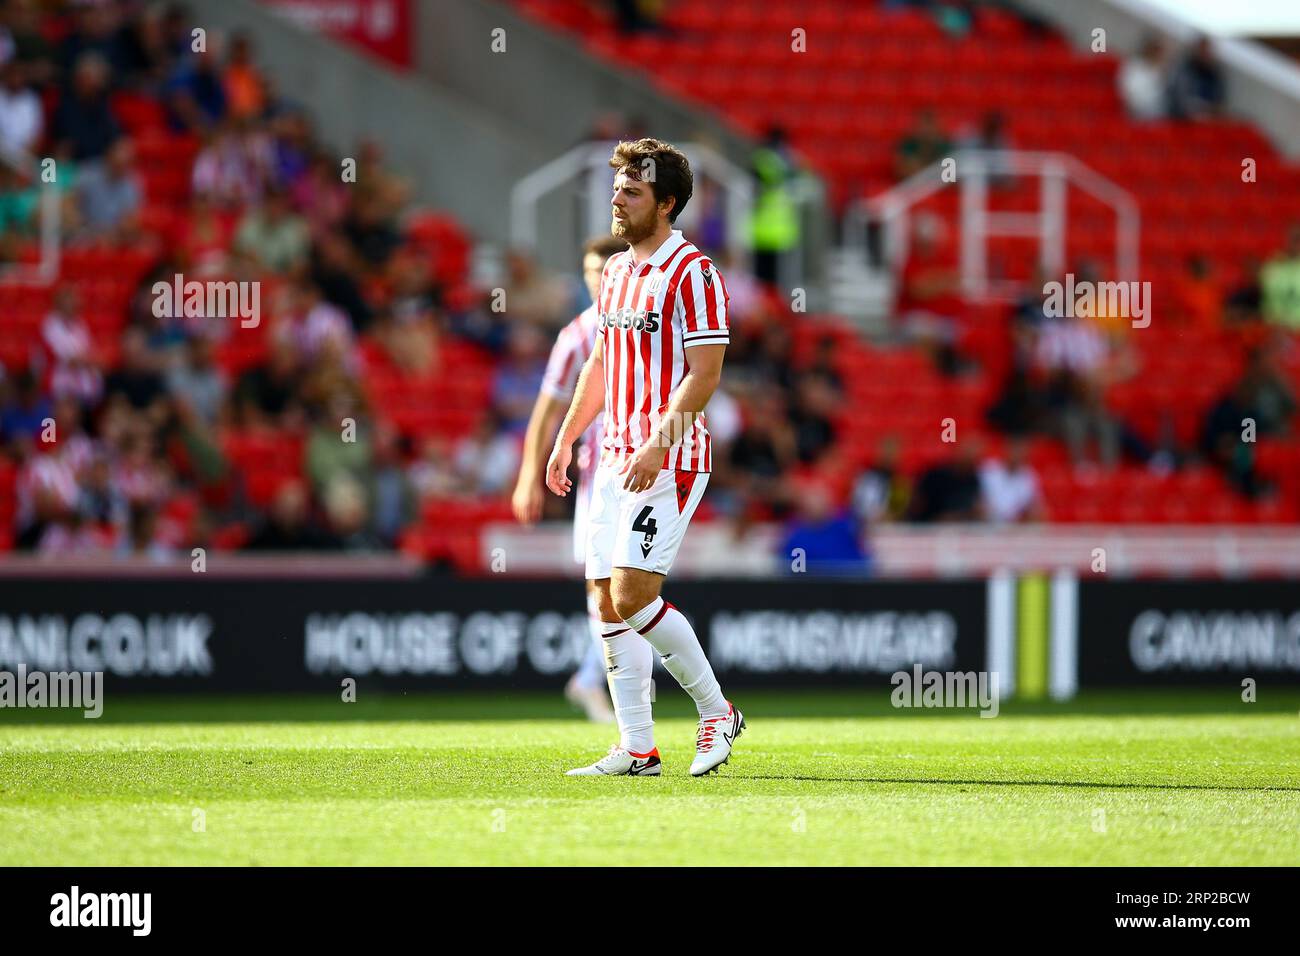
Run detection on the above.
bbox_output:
[511,391,568,523]
[545,336,605,497]
[620,344,725,491]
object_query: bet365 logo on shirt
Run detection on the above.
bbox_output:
[599,307,661,333]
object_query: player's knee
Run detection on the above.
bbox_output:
[611,580,658,621]
[589,579,617,621]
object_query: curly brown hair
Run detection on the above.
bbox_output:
[608,137,693,223]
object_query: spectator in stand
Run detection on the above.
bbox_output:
[0,368,51,450]
[852,434,911,525]
[1261,226,1300,331]
[297,335,363,420]
[0,162,43,253]
[958,110,1015,187]
[369,421,414,547]
[803,334,844,394]
[354,138,410,214]
[978,437,1045,523]
[986,364,1042,437]
[191,119,274,208]
[311,228,374,332]
[894,109,951,180]
[749,125,800,285]
[322,475,381,552]
[116,503,175,562]
[608,0,662,33]
[789,372,837,465]
[907,440,983,522]
[1225,256,1263,324]
[268,110,312,188]
[40,285,103,408]
[166,333,226,428]
[292,150,350,234]
[960,109,1011,153]
[1202,378,1270,499]
[408,434,460,499]
[305,393,372,500]
[728,391,797,521]
[1238,347,1295,437]
[729,320,796,394]
[40,286,92,369]
[1033,304,1131,469]
[77,448,124,530]
[246,479,338,550]
[176,194,234,277]
[275,279,355,367]
[104,327,167,421]
[75,137,143,240]
[165,36,227,134]
[4,0,57,88]
[115,2,173,89]
[896,216,967,375]
[58,1,125,80]
[499,249,570,329]
[1170,35,1224,120]
[52,52,121,163]
[492,325,548,436]
[779,478,869,576]
[453,410,520,495]
[344,190,401,270]
[222,31,265,120]
[0,60,42,158]
[372,307,439,377]
[1118,35,1171,121]
[14,398,98,551]
[235,186,310,274]
[1175,253,1223,331]
[232,334,303,429]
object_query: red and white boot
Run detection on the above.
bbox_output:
[690,703,745,776]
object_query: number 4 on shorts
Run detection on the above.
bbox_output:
[634,506,657,557]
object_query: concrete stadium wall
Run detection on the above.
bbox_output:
[185,0,552,244]
[415,0,754,164]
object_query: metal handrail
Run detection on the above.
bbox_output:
[844,149,1140,303]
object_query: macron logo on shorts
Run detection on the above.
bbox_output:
[675,471,698,513]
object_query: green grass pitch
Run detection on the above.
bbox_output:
[1,689,1297,866]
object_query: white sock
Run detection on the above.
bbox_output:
[600,620,655,754]
[623,598,728,719]
[573,595,608,690]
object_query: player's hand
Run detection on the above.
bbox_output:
[511,476,544,524]
[545,443,573,496]
[619,442,661,493]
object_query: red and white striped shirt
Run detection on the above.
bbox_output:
[542,304,602,477]
[596,229,729,473]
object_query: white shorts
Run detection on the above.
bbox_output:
[584,461,709,579]
[572,473,593,564]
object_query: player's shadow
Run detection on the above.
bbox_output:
[743,775,1300,791]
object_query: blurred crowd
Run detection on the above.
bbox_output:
[0,1,1296,571]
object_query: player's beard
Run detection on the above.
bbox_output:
[613,206,656,244]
